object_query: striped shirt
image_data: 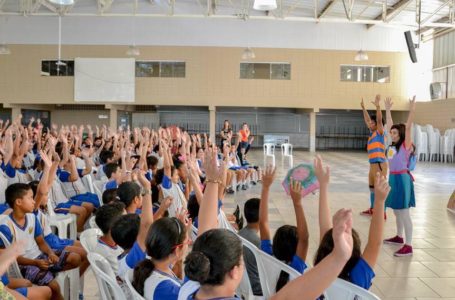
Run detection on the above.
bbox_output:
[367,130,386,163]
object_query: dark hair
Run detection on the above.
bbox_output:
[99,150,114,164]
[28,181,40,198]
[146,156,159,170]
[390,123,406,152]
[117,182,141,208]
[154,167,176,186]
[5,183,32,209]
[173,155,185,170]
[184,229,242,285]
[102,188,118,205]
[314,228,362,282]
[370,115,384,126]
[273,225,298,292]
[104,163,119,179]
[133,217,187,296]
[95,202,125,234]
[187,194,200,221]
[244,198,260,223]
[111,214,140,250]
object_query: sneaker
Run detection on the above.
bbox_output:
[226,187,235,194]
[360,208,373,216]
[242,184,248,190]
[383,235,404,245]
[236,185,241,191]
[394,244,413,257]
[251,181,257,186]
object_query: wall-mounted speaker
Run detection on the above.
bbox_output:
[404,31,418,63]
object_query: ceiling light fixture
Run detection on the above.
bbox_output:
[253,0,277,11]
[242,47,256,60]
[48,0,74,6]
[354,50,369,61]
[126,45,140,56]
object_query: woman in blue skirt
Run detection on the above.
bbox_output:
[383,96,416,257]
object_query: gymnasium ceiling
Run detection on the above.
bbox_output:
[0,0,454,37]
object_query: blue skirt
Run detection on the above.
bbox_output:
[385,173,415,209]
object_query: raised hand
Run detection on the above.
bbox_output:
[360,98,365,109]
[374,172,390,202]
[385,97,393,110]
[290,180,302,205]
[314,155,330,186]
[160,196,173,211]
[203,148,225,182]
[135,169,151,190]
[371,94,381,107]
[39,151,52,169]
[261,165,276,188]
[332,208,353,261]
[409,95,416,111]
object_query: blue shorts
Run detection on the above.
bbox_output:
[16,287,27,297]
[45,233,75,251]
[71,193,100,208]
[0,204,10,214]
[229,167,241,171]
[55,200,83,215]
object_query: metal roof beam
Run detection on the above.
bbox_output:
[318,0,337,19]
[367,0,413,29]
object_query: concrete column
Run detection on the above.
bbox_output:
[108,106,118,130]
[209,105,216,143]
[309,108,319,152]
[11,106,22,120]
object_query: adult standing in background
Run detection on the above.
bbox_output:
[220,120,233,148]
[237,122,254,165]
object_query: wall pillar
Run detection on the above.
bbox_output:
[106,105,118,130]
[309,108,319,152]
[209,105,216,144]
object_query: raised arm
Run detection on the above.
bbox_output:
[290,180,309,261]
[405,96,416,150]
[362,173,390,268]
[1,128,14,166]
[259,166,276,241]
[272,209,353,300]
[161,140,172,178]
[136,170,154,250]
[372,95,384,134]
[80,148,93,176]
[34,151,52,210]
[314,155,332,242]
[384,97,394,134]
[361,98,372,130]
[198,148,225,235]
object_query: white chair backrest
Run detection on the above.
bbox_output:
[281,143,293,156]
[125,269,146,300]
[89,216,99,229]
[87,253,127,300]
[263,143,275,156]
[0,230,23,279]
[218,210,237,232]
[82,174,95,194]
[323,278,381,300]
[80,228,102,253]
[93,180,105,205]
[255,249,301,299]
[237,235,259,299]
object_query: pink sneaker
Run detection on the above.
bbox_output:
[383,235,404,245]
[394,244,413,257]
[360,208,373,216]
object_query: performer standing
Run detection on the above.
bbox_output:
[361,95,388,218]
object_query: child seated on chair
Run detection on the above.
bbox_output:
[102,163,122,191]
[0,183,81,300]
[259,166,309,292]
[102,188,118,205]
[94,202,126,274]
[312,155,390,291]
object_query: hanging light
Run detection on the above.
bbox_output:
[242,47,255,60]
[253,0,277,11]
[0,44,11,55]
[126,45,140,56]
[354,50,368,61]
[48,0,74,6]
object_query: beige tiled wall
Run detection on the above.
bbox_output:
[414,100,455,132]
[0,45,413,110]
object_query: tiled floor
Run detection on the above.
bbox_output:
[83,150,455,300]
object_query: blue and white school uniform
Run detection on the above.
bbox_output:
[144,269,182,300]
[348,257,375,289]
[117,242,146,279]
[48,177,84,215]
[104,180,118,192]
[58,168,100,208]
[35,210,74,251]
[0,169,9,214]
[1,162,30,185]
[1,273,28,297]
[260,240,307,273]
[161,175,187,218]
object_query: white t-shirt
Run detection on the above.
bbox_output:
[94,239,124,274]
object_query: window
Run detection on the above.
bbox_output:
[340,65,390,83]
[240,63,291,80]
[41,60,74,76]
[135,61,186,78]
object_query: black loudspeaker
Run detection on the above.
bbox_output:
[404,31,417,63]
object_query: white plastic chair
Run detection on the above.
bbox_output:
[263,143,276,167]
[255,249,301,299]
[80,228,102,253]
[323,278,381,300]
[87,253,127,300]
[89,215,99,229]
[47,197,78,240]
[281,143,293,167]
[125,269,146,300]
[426,124,439,162]
[415,125,428,162]
[93,180,105,205]
[237,235,259,300]
[0,231,80,300]
[82,174,95,194]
